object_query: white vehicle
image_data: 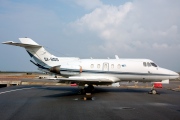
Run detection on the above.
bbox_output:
[2,38,179,94]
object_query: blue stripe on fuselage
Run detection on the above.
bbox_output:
[60,68,175,76]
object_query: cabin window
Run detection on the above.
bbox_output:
[104,64,107,69]
[147,62,151,67]
[111,64,114,69]
[117,64,121,69]
[151,62,157,67]
[97,64,100,68]
[143,62,147,67]
[91,64,94,68]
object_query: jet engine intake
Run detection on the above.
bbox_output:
[50,66,60,74]
[50,65,82,76]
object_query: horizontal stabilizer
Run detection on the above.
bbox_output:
[2,38,42,48]
[2,41,42,48]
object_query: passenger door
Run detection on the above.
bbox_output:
[103,63,109,71]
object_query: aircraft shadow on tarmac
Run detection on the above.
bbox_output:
[40,86,165,98]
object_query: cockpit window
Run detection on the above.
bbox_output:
[150,62,157,67]
[147,62,151,67]
[143,62,146,67]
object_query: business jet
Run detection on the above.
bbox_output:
[2,38,179,94]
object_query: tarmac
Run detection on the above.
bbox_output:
[0,83,180,120]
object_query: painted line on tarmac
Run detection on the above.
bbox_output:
[0,87,36,95]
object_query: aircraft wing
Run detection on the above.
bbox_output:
[56,76,120,85]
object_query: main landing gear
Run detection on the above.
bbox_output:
[78,85,94,94]
[78,85,94,100]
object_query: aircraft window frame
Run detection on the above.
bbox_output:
[97,64,100,68]
[117,64,121,69]
[91,64,94,68]
[111,64,114,69]
[143,62,147,67]
[150,62,157,67]
[147,62,151,67]
[104,64,107,69]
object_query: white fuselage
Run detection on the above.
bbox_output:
[57,58,179,82]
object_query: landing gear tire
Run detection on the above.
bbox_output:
[149,89,158,94]
[83,85,93,100]
[151,89,157,94]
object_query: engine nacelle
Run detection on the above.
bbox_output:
[50,65,82,76]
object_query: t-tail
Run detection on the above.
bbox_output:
[2,38,61,70]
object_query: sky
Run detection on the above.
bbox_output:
[0,0,180,72]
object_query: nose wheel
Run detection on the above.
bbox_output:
[149,85,159,94]
[149,89,157,94]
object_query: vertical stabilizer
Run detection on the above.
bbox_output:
[2,38,61,68]
[19,38,60,68]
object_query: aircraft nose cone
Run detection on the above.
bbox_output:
[169,70,179,79]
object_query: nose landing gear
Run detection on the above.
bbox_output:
[149,89,157,94]
[149,84,159,95]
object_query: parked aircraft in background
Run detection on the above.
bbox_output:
[2,38,179,94]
